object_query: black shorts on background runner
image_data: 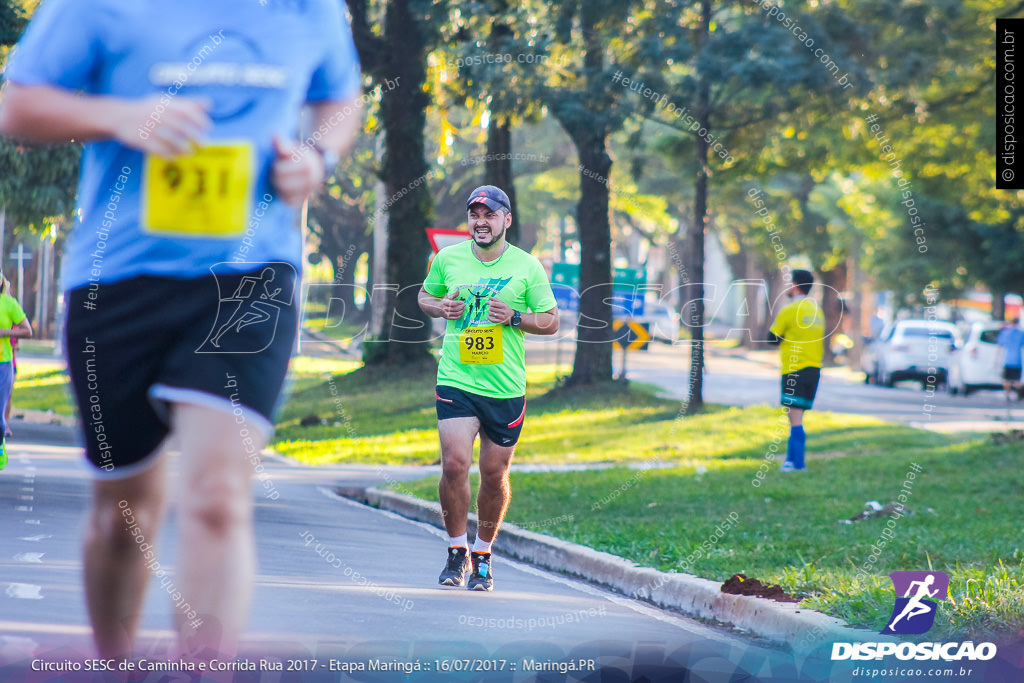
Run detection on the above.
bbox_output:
[1003,366,1022,381]
[780,366,821,410]
[435,385,526,447]
[65,265,298,476]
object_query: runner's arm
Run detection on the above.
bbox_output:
[271,97,361,206]
[308,98,361,159]
[418,287,465,321]
[0,82,210,156]
[517,308,559,336]
[0,319,33,339]
[486,298,558,335]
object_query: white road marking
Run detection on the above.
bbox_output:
[5,583,43,600]
[18,535,52,542]
[14,552,45,563]
[15,506,33,512]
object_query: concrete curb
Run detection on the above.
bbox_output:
[13,408,77,428]
[342,487,876,652]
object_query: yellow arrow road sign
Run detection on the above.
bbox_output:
[612,321,650,351]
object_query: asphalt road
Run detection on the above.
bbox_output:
[610,343,1024,432]
[0,422,854,682]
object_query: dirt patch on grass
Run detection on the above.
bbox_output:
[721,573,800,603]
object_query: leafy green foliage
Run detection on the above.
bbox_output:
[0,140,81,232]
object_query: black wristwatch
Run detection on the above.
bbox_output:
[509,310,522,328]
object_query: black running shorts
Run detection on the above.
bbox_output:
[1003,366,1022,381]
[64,264,298,477]
[435,385,526,447]
[780,366,821,411]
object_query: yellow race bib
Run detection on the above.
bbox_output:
[459,326,503,364]
[142,142,254,237]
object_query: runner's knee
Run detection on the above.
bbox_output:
[440,455,471,480]
[90,495,162,554]
[180,473,251,535]
[478,462,509,489]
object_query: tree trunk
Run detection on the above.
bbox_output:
[684,0,712,415]
[370,136,388,337]
[566,136,614,386]
[820,267,844,366]
[766,266,789,337]
[847,251,865,369]
[744,260,767,345]
[559,4,614,387]
[722,239,757,348]
[485,119,520,246]
[332,254,358,317]
[365,0,434,366]
[993,289,1007,321]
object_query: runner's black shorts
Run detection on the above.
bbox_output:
[435,385,526,447]
[780,366,820,411]
[64,264,298,478]
[1003,366,1022,381]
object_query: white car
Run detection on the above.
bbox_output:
[863,319,959,388]
[948,322,1007,396]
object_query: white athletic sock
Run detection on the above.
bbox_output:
[449,533,468,549]
[472,537,493,554]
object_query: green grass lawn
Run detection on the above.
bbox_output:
[302,317,367,342]
[271,361,934,467]
[396,439,1024,640]
[10,356,362,420]
[12,361,75,416]
[274,361,694,465]
[310,366,1018,642]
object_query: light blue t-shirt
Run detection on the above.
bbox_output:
[5,0,361,290]
[997,326,1024,368]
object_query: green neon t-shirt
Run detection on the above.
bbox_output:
[0,294,26,363]
[423,240,557,398]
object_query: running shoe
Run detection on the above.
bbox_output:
[467,552,494,591]
[0,440,7,470]
[779,461,806,472]
[438,546,470,586]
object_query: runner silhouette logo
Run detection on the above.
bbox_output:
[881,571,949,635]
[198,262,296,354]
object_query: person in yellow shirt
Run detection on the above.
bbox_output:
[768,269,824,471]
[0,276,33,469]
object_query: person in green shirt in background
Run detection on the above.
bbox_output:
[768,269,825,472]
[0,276,33,469]
[419,185,559,591]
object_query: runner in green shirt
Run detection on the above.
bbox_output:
[418,185,558,591]
[0,281,32,469]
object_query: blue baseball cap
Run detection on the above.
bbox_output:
[466,185,511,212]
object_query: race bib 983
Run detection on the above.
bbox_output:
[459,326,503,364]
